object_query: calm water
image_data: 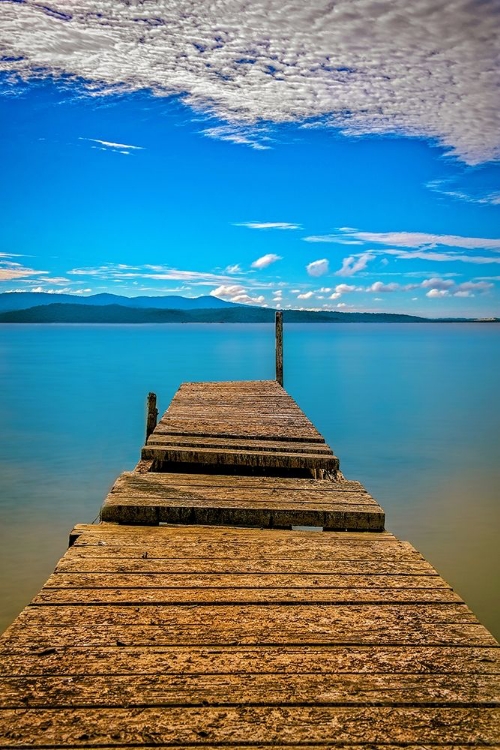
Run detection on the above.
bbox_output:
[0,323,499,639]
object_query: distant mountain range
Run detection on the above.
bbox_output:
[0,292,237,312]
[0,292,496,324]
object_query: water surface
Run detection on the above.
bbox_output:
[0,323,498,638]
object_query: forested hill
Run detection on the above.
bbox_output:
[0,302,442,323]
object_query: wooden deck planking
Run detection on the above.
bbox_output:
[0,523,498,747]
[100,471,385,529]
[1,379,498,747]
[143,380,338,473]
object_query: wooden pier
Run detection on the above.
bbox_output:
[0,377,498,747]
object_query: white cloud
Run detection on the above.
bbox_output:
[366,281,400,293]
[454,280,493,293]
[224,264,242,274]
[426,288,450,298]
[80,137,143,151]
[251,253,282,269]
[336,253,374,277]
[335,283,358,294]
[1,1,498,163]
[231,293,265,304]
[297,291,314,299]
[203,125,271,150]
[210,284,245,298]
[306,259,329,277]
[68,263,246,285]
[427,180,500,206]
[210,283,264,305]
[236,222,300,230]
[340,230,500,251]
[0,258,48,281]
[421,278,455,290]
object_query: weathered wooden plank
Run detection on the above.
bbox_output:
[31,587,463,606]
[55,557,440,575]
[102,476,368,492]
[74,523,398,557]
[141,444,339,471]
[4,619,493,649]
[71,522,395,539]
[105,473,376,503]
[100,505,384,530]
[11,602,481,628]
[147,436,334,455]
[101,470,383,528]
[64,543,421,562]
[1,672,498,709]
[0,706,498,746]
[155,421,324,440]
[2,645,498,678]
[4,603,495,650]
[42,572,452,589]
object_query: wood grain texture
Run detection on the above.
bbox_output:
[100,470,384,529]
[142,380,340,477]
[1,380,499,748]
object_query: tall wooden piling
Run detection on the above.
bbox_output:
[275,310,283,386]
[145,391,158,441]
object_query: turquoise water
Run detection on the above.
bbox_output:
[0,323,499,638]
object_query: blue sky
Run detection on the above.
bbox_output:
[0,0,499,318]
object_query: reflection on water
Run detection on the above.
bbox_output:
[0,323,498,638]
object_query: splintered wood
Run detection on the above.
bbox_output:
[141,380,340,476]
[0,524,498,747]
[0,379,498,747]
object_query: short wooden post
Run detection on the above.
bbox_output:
[275,311,283,386]
[146,392,158,441]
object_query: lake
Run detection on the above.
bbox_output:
[0,322,499,639]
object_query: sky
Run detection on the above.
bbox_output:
[0,0,499,318]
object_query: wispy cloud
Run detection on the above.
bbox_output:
[236,222,300,230]
[343,230,500,251]
[203,125,271,150]
[1,1,498,163]
[0,255,48,282]
[79,137,144,154]
[427,179,500,206]
[336,253,374,277]
[251,254,282,269]
[67,263,247,286]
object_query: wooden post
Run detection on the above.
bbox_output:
[275,311,283,386]
[146,392,158,441]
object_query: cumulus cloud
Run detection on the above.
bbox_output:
[236,222,300,230]
[211,283,264,305]
[335,283,358,294]
[426,288,449,298]
[366,281,400,293]
[336,253,374,277]
[421,277,455,290]
[306,259,329,277]
[424,279,493,298]
[251,253,282,269]
[1,1,498,163]
[297,291,314,299]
